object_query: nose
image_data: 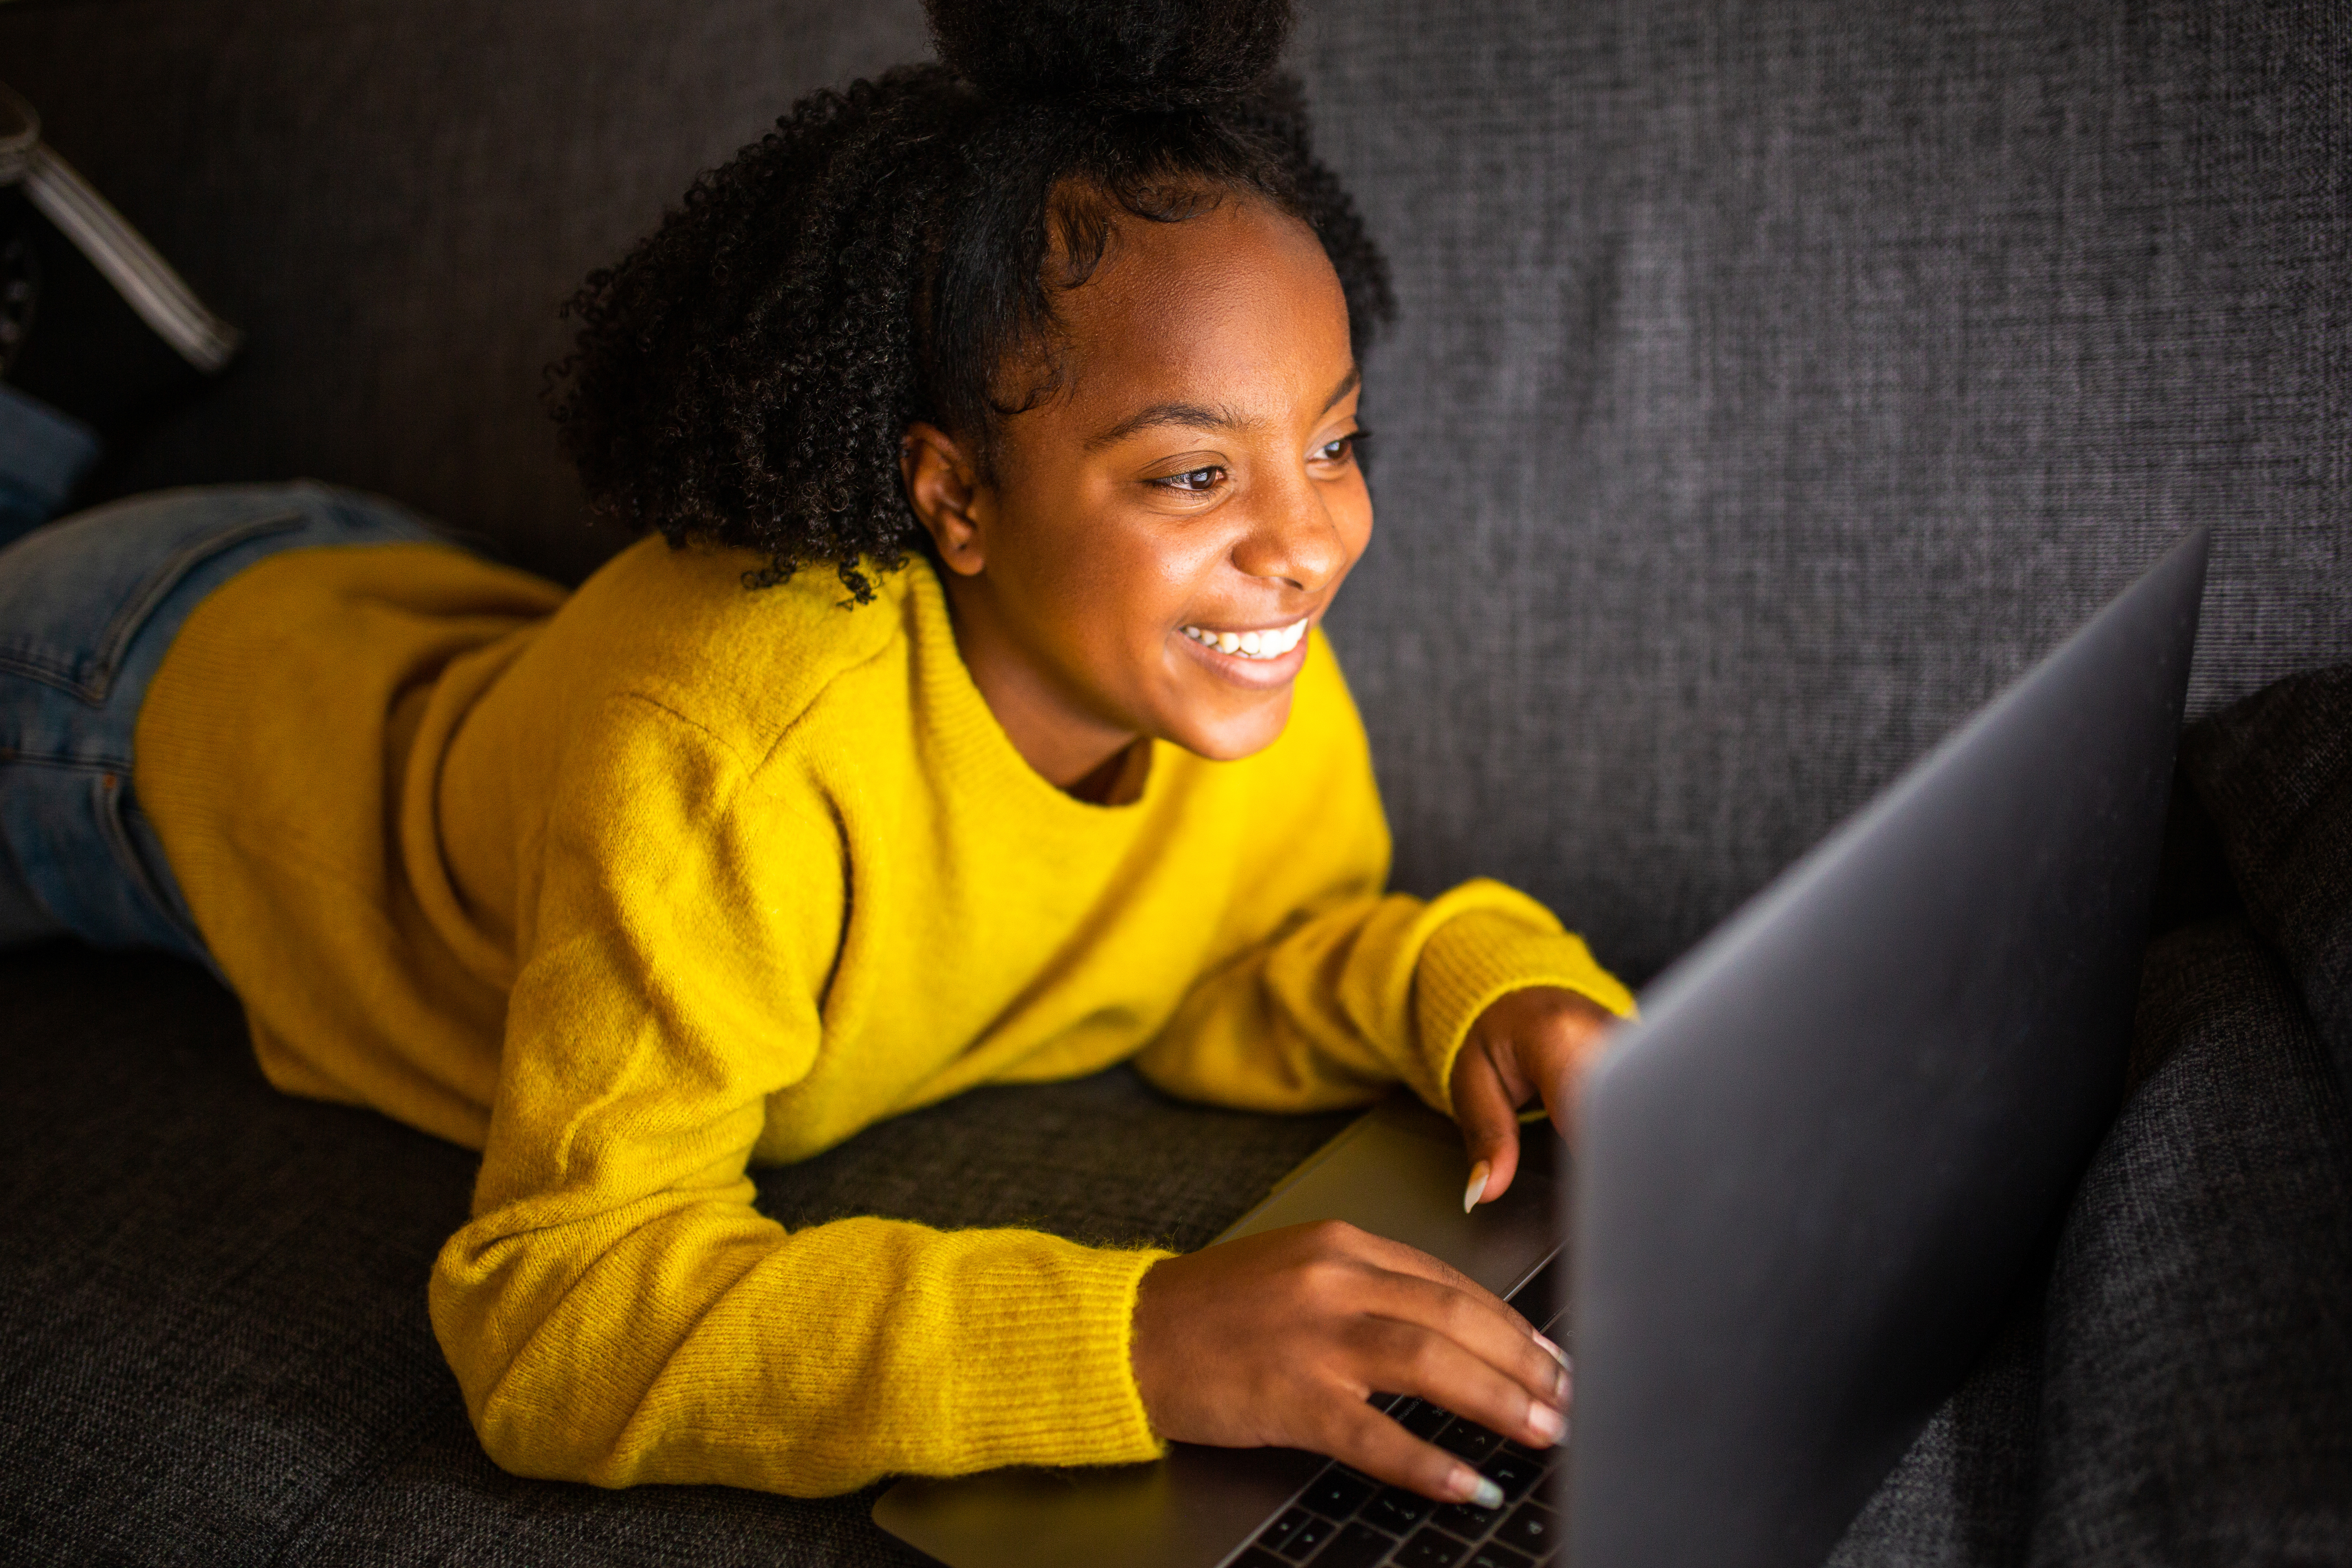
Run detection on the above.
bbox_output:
[1229,466,1352,595]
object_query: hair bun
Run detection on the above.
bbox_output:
[924,0,1294,113]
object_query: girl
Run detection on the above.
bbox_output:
[0,0,1633,1512]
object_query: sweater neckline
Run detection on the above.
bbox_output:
[903,561,1166,830]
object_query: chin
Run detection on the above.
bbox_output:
[1164,690,1296,763]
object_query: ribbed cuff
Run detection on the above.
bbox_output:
[934,1234,1175,1473]
[1414,903,1638,1115]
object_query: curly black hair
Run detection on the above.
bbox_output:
[546,0,1394,601]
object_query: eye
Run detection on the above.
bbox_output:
[1150,466,1226,494]
[1313,430,1368,466]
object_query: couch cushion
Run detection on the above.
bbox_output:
[2029,918,2352,1564]
[2183,661,2352,1089]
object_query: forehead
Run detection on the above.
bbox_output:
[1040,194,1354,424]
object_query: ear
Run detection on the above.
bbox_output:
[901,422,993,578]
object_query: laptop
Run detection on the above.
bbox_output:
[875,530,2209,1568]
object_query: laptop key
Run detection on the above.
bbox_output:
[1306,1521,1397,1568]
[1234,1551,1292,1568]
[1430,1499,1504,1538]
[1396,1401,1453,1440]
[1258,1508,1313,1553]
[1464,1546,1535,1568]
[1363,1486,1432,1534]
[1281,1512,1341,1560]
[1393,1526,1472,1568]
[1433,1420,1501,1464]
[1493,1501,1559,1556]
[1302,1470,1375,1520]
[1476,1450,1546,1502]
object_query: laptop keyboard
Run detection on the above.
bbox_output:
[1228,1268,1567,1568]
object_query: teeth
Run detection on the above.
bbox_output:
[1181,618,1310,660]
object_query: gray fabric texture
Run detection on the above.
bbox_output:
[2029,917,2352,1565]
[2,0,2347,978]
[1290,0,2352,978]
[0,941,1355,1566]
[2183,662,2352,1089]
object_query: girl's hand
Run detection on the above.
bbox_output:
[1131,1222,1570,1505]
[1451,986,1621,1211]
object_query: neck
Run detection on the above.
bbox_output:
[935,569,1141,797]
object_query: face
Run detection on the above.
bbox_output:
[902,192,1372,789]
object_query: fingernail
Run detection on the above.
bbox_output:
[1454,1468,1506,1510]
[1463,1160,1491,1213]
[1528,1400,1568,1446]
[1535,1332,1571,1373]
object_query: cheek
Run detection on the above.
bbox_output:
[1004,486,1218,658]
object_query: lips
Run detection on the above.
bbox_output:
[1178,617,1310,661]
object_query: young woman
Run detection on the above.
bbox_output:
[0,0,1633,1510]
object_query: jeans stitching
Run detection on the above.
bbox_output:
[91,769,205,956]
[0,510,308,700]
[0,748,136,773]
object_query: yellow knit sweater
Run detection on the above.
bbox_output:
[131,535,1633,1496]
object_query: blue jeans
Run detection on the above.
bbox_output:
[0,383,102,547]
[0,481,440,964]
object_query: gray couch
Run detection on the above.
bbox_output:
[1,0,2346,1562]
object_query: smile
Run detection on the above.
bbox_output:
[1178,617,1310,661]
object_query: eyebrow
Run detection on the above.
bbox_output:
[1085,401,1237,451]
[1082,365,1363,452]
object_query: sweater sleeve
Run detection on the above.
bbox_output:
[1132,879,1636,1116]
[427,697,1168,1496]
[1130,639,1637,1116]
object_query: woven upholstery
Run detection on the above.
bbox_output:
[2183,664,2352,1086]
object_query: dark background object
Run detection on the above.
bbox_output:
[2,0,2344,982]
[0,186,212,429]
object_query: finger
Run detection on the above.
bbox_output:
[1451,1040,1524,1207]
[1313,1392,1510,1510]
[1348,1315,1568,1462]
[1333,1226,1537,1343]
[1356,1268,1570,1417]
[1537,996,1620,1136]
[1314,1227,1571,1399]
